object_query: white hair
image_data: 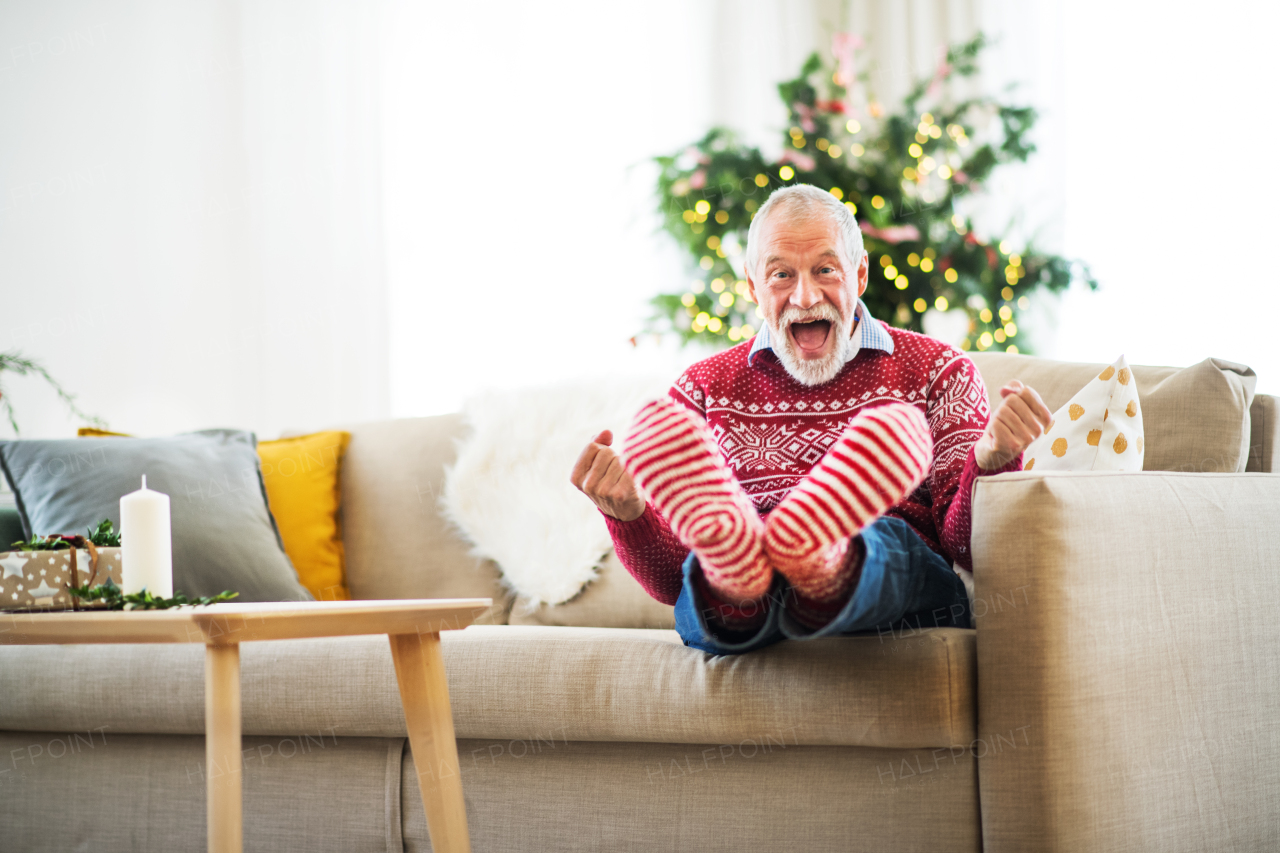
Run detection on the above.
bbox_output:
[744,184,865,279]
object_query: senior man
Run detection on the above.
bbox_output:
[571,184,1050,654]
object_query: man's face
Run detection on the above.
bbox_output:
[746,211,870,386]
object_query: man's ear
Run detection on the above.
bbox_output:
[745,264,759,304]
[856,253,869,298]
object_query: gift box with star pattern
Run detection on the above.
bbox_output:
[0,546,122,611]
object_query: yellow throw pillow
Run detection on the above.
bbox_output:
[257,431,352,601]
[1022,354,1145,472]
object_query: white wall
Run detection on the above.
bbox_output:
[3,1,1274,444]
[1053,0,1280,392]
[0,0,388,440]
[379,0,846,418]
[849,0,1280,392]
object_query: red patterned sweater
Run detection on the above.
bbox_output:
[604,325,1020,606]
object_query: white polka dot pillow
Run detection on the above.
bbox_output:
[1023,354,1145,472]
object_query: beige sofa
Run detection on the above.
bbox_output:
[1,353,1277,852]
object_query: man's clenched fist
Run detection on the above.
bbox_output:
[973,379,1053,471]
[570,429,646,521]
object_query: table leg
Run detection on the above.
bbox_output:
[205,643,242,853]
[389,632,471,853]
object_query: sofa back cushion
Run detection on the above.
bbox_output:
[337,354,1264,622]
[339,414,509,622]
[969,354,1257,473]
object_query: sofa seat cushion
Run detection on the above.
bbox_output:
[0,624,975,749]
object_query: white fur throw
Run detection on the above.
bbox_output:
[441,377,671,606]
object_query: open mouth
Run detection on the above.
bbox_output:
[788,319,832,356]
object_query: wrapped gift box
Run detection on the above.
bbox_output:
[0,544,122,611]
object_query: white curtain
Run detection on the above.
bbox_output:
[0,0,388,439]
[839,0,1068,350]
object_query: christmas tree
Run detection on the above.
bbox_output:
[651,33,1094,353]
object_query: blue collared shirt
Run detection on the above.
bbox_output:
[746,299,895,367]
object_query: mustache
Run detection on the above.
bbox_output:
[778,303,844,329]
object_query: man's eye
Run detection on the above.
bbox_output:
[820,267,834,274]
[772,271,788,279]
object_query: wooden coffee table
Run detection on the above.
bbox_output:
[0,598,492,853]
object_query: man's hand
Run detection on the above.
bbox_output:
[974,380,1053,471]
[570,429,646,521]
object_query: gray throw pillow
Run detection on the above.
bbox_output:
[0,430,312,602]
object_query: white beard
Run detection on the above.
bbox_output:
[770,302,856,387]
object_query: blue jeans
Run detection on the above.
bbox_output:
[673,516,971,655]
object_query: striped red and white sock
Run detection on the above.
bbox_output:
[622,399,772,605]
[764,403,933,602]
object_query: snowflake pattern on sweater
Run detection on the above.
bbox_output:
[605,325,1020,606]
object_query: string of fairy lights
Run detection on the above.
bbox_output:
[671,146,1028,354]
[651,35,1088,354]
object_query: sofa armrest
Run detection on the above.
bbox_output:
[1250,393,1278,472]
[971,471,1280,853]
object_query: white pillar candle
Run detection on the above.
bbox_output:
[120,475,173,597]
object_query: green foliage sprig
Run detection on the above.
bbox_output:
[65,578,239,610]
[0,350,106,435]
[84,519,121,547]
[9,519,121,551]
[10,534,71,551]
[652,32,1095,352]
